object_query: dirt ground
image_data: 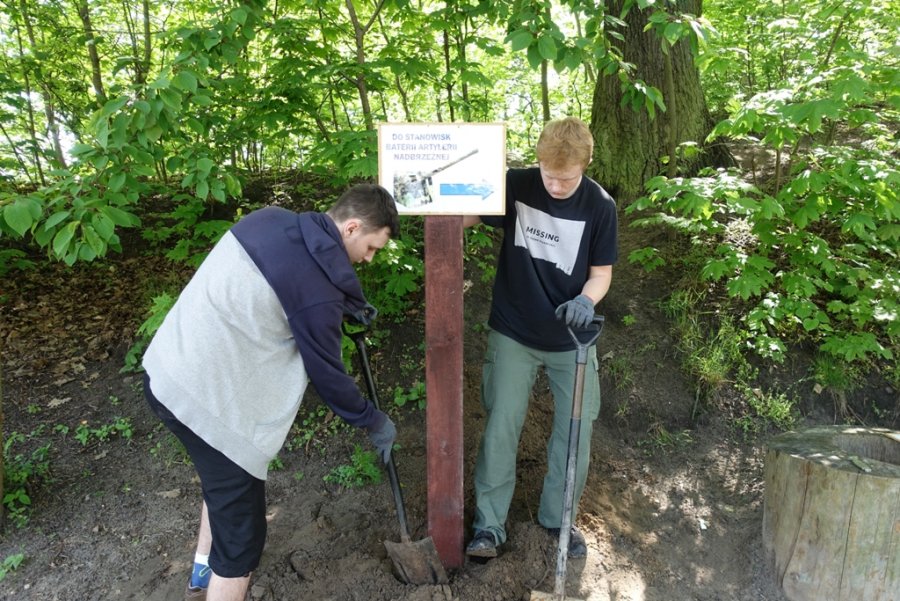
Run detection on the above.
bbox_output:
[1,193,895,601]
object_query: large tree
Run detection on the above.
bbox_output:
[589,0,714,202]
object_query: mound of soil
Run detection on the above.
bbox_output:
[1,196,892,601]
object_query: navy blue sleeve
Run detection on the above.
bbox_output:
[287,302,379,429]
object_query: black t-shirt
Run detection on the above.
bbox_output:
[483,167,618,351]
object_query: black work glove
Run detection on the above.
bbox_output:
[367,410,396,464]
[554,294,595,329]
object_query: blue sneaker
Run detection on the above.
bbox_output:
[186,562,211,600]
[184,582,207,600]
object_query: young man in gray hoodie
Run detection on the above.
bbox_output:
[143,183,399,601]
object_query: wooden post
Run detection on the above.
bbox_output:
[424,215,464,568]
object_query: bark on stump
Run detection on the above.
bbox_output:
[763,425,900,601]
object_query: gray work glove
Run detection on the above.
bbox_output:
[367,410,396,464]
[554,294,595,329]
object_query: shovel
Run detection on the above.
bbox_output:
[345,326,449,585]
[531,316,604,601]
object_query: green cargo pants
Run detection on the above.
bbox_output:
[472,330,601,545]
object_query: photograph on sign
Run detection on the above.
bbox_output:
[378,123,506,215]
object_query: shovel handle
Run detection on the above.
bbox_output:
[553,314,604,599]
[567,315,604,365]
[344,326,413,543]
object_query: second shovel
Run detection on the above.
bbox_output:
[346,327,448,585]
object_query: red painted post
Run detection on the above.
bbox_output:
[424,215,465,569]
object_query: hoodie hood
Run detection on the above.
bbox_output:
[298,212,377,325]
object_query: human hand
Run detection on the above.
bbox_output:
[367,410,396,464]
[554,294,595,329]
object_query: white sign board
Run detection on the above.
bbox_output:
[378,122,506,215]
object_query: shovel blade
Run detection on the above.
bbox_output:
[384,536,448,585]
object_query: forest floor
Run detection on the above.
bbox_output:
[1,178,896,601]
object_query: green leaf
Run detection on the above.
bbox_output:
[537,35,558,60]
[204,33,221,51]
[506,29,533,52]
[149,76,170,90]
[82,224,105,255]
[53,222,78,256]
[100,205,139,227]
[167,156,184,172]
[70,143,96,157]
[196,179,209,200]
[663,22,682,45]
[224,173,242,197]
[44,210,71,230]
[792,203,819,229]
[211,183,226,203]
[231,6,248,25]
[4,199,37,236]
[701,259,732,281]
[92,212,115,240]
[108,172,127,193]
[526,45,543,69]
[99,96,129,120]
[158,88,183,111]
[196,158,215,176]
[172,70,198,93]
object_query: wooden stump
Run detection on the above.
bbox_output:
[763,426,900,601]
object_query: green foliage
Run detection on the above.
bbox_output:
[0,553,25,583]
[637,0,899,371]
[141,196,236,266]
[73,418,134,447]
[627,246,664,272]
[632,146,898,365]
[734,388,798,434]
[0,249,34,278]
[148,427,192,467]
[638,424,693,455]
[357,225,424,320]
[2,433,52,528]
[811,354,862,394]
[323,445,383,489]
[660,290,750,397]
[286,404,350,455]
[122,292,178,372]
[464,223,498,283]
[393,380,426,410]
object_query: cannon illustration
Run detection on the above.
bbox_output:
[393,149,479,208]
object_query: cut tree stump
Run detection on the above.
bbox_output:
[763,425,900,601]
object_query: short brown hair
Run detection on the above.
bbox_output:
[535,117,593,170]
[327,184,400,237]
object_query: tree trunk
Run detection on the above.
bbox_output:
[763,425,900,601]
[75,0,107,105]
[17,0,68,169]
[442,28,455,122]
[344,0,385,132]
[142,0,152,85]
[588,0,711,202]
[540,59,550,123]
[14,24,47,186]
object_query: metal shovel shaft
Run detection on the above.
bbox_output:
[552,317,604,601]
[347,328,448,585]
